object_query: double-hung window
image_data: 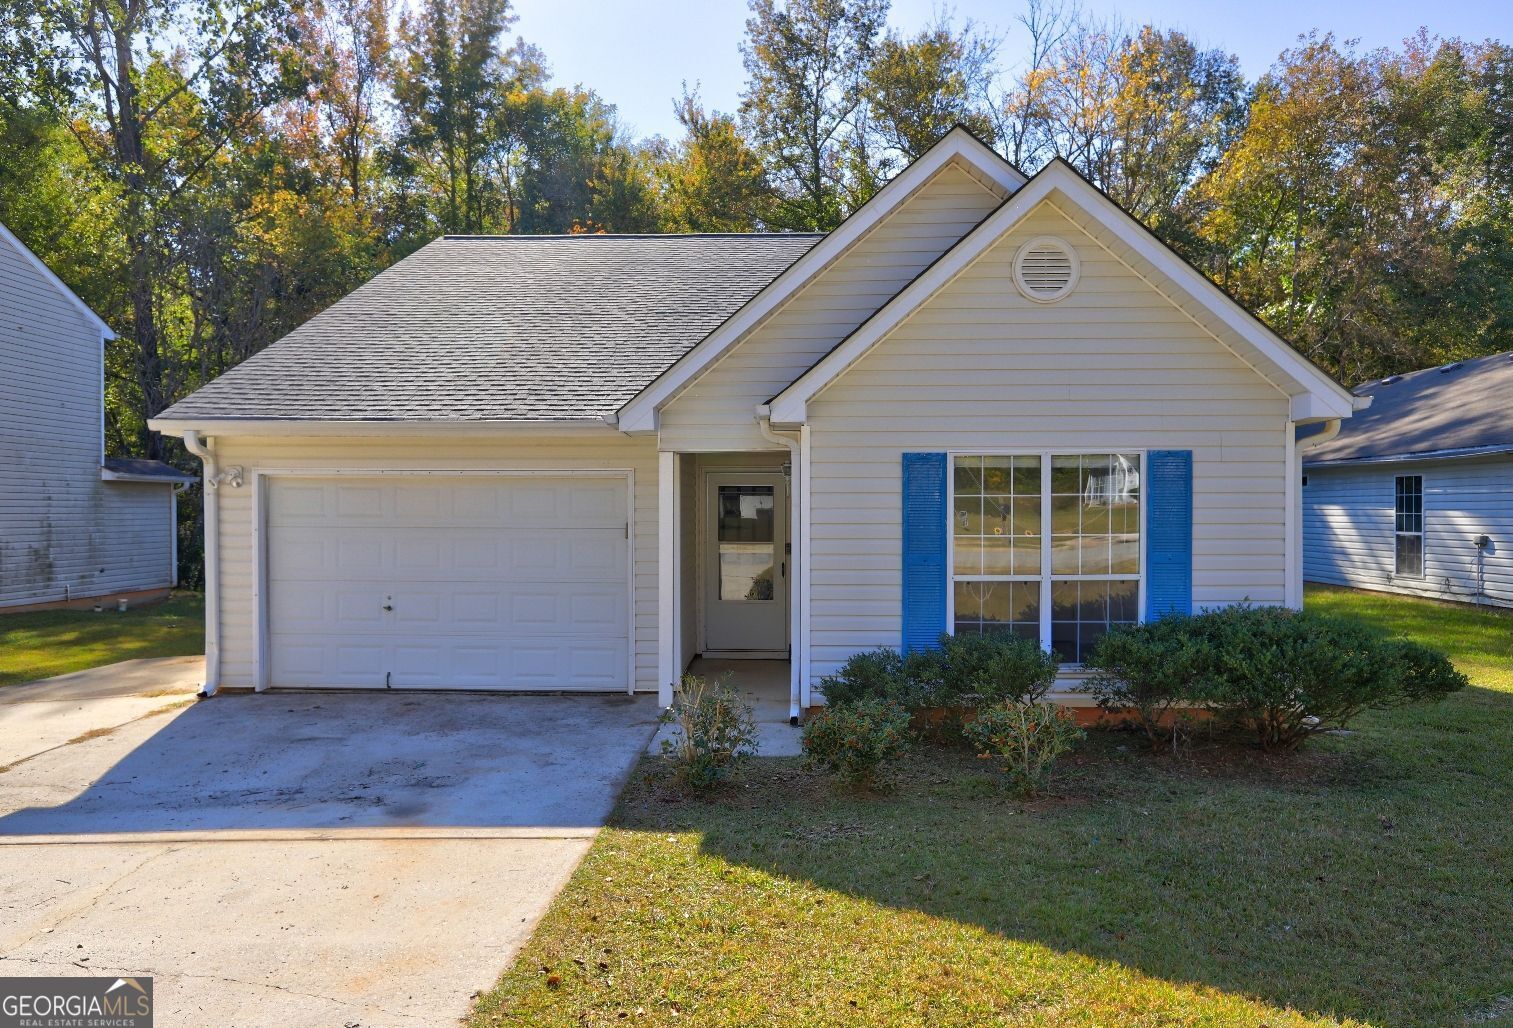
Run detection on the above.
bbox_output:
[952,453,1142,663]
[1394,475,1424,578]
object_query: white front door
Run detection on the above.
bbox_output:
[703,472,788,655]
[265,474,631,691]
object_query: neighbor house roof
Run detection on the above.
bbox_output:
[154,233,822,424]
[102,457,198,483]
[1303,351,1513,465]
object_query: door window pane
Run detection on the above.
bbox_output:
[717,486,774,600]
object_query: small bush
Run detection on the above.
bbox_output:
[937,631,1060,706]
[818,633,1058,714]
[964,701,1085,797]
[816,648,909,707]
[659,673,758,789]
[802,699,912,789]
[1085,617,1216,751]
[1196,605,1468,750]
[1378,638,1471,706]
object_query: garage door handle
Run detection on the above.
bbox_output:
[382,603,393,612]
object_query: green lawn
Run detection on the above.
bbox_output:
[471,586,1512,1027]
[0,593,204,686]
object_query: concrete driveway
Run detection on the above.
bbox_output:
[0,663,659,1027]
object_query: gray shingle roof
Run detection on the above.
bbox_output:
[1304,351,1513,464]
[102,456,198,482]
[157,233,823,422]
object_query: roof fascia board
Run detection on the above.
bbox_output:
[147,417,618,438]
[769,163,1355,424]
[613,128,1025,432]
[0,220,116,339]
[102,468,197,484]
[1304,443,1513,468]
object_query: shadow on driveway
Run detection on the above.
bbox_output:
[0,691,660,836]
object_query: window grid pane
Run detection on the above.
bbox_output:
[1394,475,1425,578]
[952,452,1141,665]
[953,455,1041,580]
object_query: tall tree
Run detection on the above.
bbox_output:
[862,15,998,173]
[657,88,772,231]
[297,0,390,205]
[1,0,303,456]
[393,0,515,233]
[739,0,888,230]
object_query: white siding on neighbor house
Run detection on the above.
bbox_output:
[803,199,1292,680]
[658,161,1004,452]
[1304,457,1513,607]
[206,433,662,691]
[0,231,176,607]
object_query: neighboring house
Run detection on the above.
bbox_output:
[0,221,195,612]
[1303,352,1513,607]
[148,128,1360,714]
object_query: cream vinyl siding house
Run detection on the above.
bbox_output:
[657,160,1009,453]
[1,221,193,611]
[150,129,1359,712]
[801,200,1292,679]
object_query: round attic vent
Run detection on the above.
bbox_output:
[1013,236,1080,303]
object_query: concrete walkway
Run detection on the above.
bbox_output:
[0,656,203,769]
[0,666,659,1027]
[650,658,804,757]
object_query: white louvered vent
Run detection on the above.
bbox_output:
[1013,236,1080,303]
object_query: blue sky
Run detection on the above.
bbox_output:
[509,0,1508,141]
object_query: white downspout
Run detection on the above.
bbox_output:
[182,430,221,697]
[757,409,803,724]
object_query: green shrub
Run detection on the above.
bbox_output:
[816,648,909,707]
[1379,638,1471,706]
[964,701,1085,797]
[937,631,1060,706]
[819,634,1058,713]
[659,673,758,788]
[801,699,912,789]
[1194,605,1468,750]
[1085,617,1216,751]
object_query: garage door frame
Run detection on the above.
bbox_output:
[250,467,636,694]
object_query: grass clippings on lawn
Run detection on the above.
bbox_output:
[0,593,204,686]
[471,587,1512,1027]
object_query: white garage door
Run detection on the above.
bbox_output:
[266,474,630,691]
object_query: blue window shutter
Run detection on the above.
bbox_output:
[901,452,948,651]
[1145,450,1193,619]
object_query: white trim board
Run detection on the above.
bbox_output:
[613,127,1026,433]
[767,160,1357,426]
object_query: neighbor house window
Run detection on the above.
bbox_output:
[1394,475,1424,578]
[952,453,1141,663]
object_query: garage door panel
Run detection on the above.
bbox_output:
[269,478,627,530]
[270,637,626,690]
[267,528,626,583]
[266,474,631,691]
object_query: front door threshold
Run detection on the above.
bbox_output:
[699,650,790,660]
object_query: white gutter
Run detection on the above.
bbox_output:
[1297,418,1343,454]
[756,406,803,724]
[181,430,242,697]
[147,417,614,438]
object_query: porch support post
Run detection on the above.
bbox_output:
[657,451,682,707]
[1284,420,1302,609]
[798,425,813,711]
